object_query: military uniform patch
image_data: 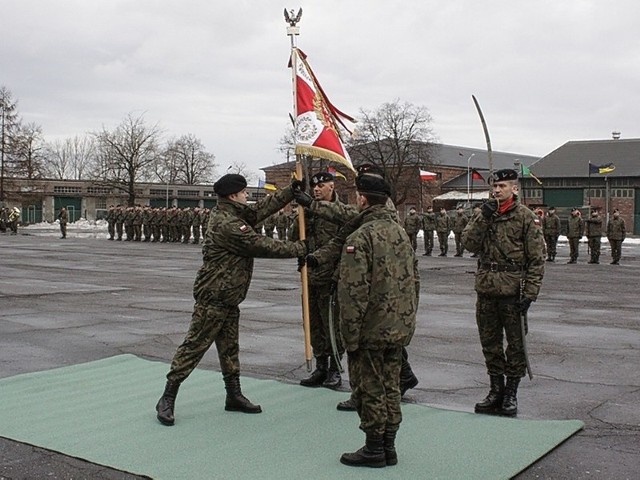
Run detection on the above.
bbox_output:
[346,245,356,254]
[239,224,249,232]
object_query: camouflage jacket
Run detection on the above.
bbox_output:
[338,204,418,352]
[451,213,469,234]
[584,216,603,237]
[403,213,422,234]
[606,217,626,241]
[567,215,584,238]
[106,208,116,223]
[422,212,436,230]
[462,197,545,300]
[435,214,450,233]
[542,213,561,236]
[192,186,306,306]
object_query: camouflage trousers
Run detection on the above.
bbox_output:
[476,295,527,378]
[453,232,464,255]
[309,283,344,358]
[116,222,123,239]
[108,221,115,239]
[407,233,418,251]
[423,230,434,255]
[544,234,559,259]
[437,232,449,255]
[568,237,580,261]
[609,239,623,262]
[348,346,403,436]
[167,302,241,383]
[587,236,601,261]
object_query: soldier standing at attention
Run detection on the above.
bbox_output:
[403,207,421,251]
[585,209,603,264]
[462,169,545,417]
[275,209,289,240]
[155,174,309,426]
[542,206,561,262]
[451,206,469,257]
[106,205,116,240]
[435,207,451,256]
[290,172,346,389]
[337,170,418,468]
[566,207,584,264]
[421,205,436,256]
[115,205,125,241]
[263,213,275,238]
[57,207,69,239]
[606,209,626,265]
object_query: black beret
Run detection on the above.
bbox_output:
[310,172,334,186]
[355,173,391,196]
[491,169,518,182]
[214,174,247,197]
[355,163,385,177]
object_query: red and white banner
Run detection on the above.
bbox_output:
[291,48,355,172]
[420,169,437,181]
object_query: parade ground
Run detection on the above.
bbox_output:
[0,227,638,479]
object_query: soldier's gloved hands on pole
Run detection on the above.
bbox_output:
[290,178,306,192]
[480,200,498,219]
[517,297,533,314]
[297,256,306,272]
[293,190,314,207]
[305,253,319,269]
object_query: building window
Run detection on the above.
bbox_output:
[53,185,82,194]
[177,190,199,197]
[86,187,112,194]
[150,189,170,196]
[95,198,107,209]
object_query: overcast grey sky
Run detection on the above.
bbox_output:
[3,0,639,180]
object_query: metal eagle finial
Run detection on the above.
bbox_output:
[284,8,303,27]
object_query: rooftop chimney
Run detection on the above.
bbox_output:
[612,131,621,140]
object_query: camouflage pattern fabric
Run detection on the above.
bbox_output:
[435,213,450,255]
[451,212,469,255]
[348,347,403,435]
[167,185,306,384]
[567,215,584,261]
[607,217,626,263]
[462,195,544,378]
[542,212,561,259]
[422,212,436,255]
[585,215,603,262]
[403,211,422,251]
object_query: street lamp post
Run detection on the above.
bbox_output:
[466,153,475,206]
[0,105,5,205]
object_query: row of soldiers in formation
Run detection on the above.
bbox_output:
[0,207,21,234]
[401,204,628,265]
[105,205,296,244]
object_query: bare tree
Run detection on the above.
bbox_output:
[0,86,22,201]
[92,113,162,206]
[348,99,438,206]
[225,160,257,185]
[45,134,96,180]
[163,134,216,184]
[11,122,47,179]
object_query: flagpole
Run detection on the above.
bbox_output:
[286,8,313,372]
[588,162,592,206]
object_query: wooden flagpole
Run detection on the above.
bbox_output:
[286,8,312,371]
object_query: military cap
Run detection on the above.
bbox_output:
[491,169,518,182]
[355,163,385,177]
[548,206,556,211]
[355,173,391,196]
[310,172,334,186]
[214,174,247,197]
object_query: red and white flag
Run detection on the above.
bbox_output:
[291,48,356,172]
[420,169,438,181]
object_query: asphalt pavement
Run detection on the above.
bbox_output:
[0,229,638,479]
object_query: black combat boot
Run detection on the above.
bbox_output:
[322,357,342,389]
[383,430,398,466]
[474,374,505,414]
[224,374,262,414]
[156,380,180,426]
[336,397,357,411]
[300,356,328,387]
[340,432,386,468]
[399,348,419,396]
[500,377,520,417]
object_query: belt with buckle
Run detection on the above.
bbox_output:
[479,262,523,273]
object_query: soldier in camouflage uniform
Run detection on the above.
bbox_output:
[336,170,418,468]
[115,205,125,241]
[542,206,561,262]
[585,209,603,264]
[155,174,309,426]
[606,209,626,265]
[201,208,210,240]
[159,207,169,242]
[290,172,346,389]
[150,207,162,242]
[141,205,152,242]
[263,213,276,238]
[421,206,436,256]
[57,207,68,239]
[435,207,451,256]
[451,206,469,257]
[403,207,422,251]
[275,209,289,240]
[106,205,116,240]
[462,169,545,417]
[191,207,201,244]
[123,207,134,241]
[566,207,584,264]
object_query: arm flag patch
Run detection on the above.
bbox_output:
[239,224,249,232]
[346,245,356,254]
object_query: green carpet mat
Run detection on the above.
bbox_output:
[0,355,582,479]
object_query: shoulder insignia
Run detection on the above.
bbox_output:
[533,218,541,226]
[346,245,356,254]
[239,224,249,232]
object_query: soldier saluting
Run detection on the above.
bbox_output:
[462,169,545,417]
